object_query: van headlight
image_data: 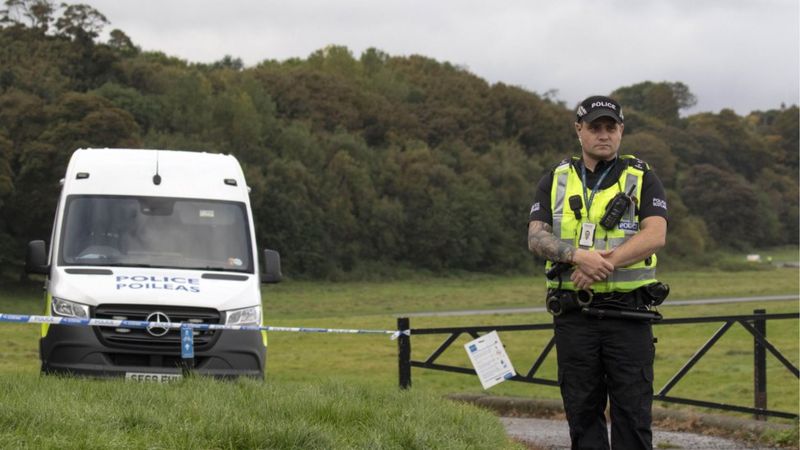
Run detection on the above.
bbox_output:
[226,306,261,326]
[52,297,89,318]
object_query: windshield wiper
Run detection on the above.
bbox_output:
[98,263,158,268]
[183,266,237,272]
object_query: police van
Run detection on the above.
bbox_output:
[25,148,282,379]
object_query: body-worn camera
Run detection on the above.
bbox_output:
[600,185,636,229]
[546,289,593,316]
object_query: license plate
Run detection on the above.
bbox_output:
[125,372,182,382]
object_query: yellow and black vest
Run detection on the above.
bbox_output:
[545,155,657,293]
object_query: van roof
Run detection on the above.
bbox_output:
[63,148,249,201]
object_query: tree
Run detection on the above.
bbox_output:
[755,167,799,244]
[659,189,711,260]
[0,89,47,144]
[490,83,573,155]
[4,92,139,246]
[210,55,244,71]
[620,132,678,188]
[360,47,389,77]
[55,2,108,41]
[686,109,769,179]
[750,106,799,168]
[251,158,332,277]
[0,134,15,268]
[612,81,697,123]
[1,29,797,278]
[161,69,213,135]
[208,89,262,158]
[680,164,780,249]
[308,45,359,78]
[107,28,137,56]
[91,82,161,133]
[1,0,57,31]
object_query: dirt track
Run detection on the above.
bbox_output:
[501,417,783,449]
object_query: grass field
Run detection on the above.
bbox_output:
[0,375,515,449]
[0,265,798,447]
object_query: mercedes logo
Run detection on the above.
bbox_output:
[145,311,171,337]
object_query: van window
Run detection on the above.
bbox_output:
[59,195,253,273]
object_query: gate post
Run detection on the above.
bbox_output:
[753,309,767,420]
[398,317,411,389]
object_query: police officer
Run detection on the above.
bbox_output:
[527,95,668,449]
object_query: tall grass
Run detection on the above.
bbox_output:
[0,374,518,449]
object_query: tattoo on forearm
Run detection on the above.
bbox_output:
[528,221,575,263]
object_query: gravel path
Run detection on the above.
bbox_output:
[500,417,781,449]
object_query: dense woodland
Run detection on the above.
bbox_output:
[0,1,798,279]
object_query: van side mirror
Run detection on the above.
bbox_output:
[26,240,50,275]
[261,249,282,284]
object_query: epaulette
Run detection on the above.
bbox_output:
[621,154,650,172]
[551,156,577,172]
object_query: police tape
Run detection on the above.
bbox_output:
[0,313,411,340]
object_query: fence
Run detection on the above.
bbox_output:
[396,310,799,420]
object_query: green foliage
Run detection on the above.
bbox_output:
[680,164,780,249]
[620,132,678,187]
[54,3,107,41]
[657,190,712,262]
[1,0,57,31]
[0,4,797,278]
[106,28,136,56]
[686,109,772,180]
[612,81,696,123]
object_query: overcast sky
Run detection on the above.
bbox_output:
[86,0,799,115]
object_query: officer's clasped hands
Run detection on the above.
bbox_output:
[572,248,614,288]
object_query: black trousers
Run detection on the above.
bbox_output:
[554,311,655,450]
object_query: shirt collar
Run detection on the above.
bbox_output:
[577,156,619,173]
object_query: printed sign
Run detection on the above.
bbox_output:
[464,330,516,390]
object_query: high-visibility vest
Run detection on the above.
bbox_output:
[544,155,658,293]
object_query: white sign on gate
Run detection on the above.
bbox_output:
[464,330,516,389]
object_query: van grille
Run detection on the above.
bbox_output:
[93,304,221,351]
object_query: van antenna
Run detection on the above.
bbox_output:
[152,151,162,185]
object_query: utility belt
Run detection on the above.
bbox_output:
[546,282,669,321]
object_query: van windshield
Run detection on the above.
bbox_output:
[59,195,253,273]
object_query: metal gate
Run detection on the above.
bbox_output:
[396,310,799,420]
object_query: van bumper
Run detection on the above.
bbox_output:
[40,325,266,379]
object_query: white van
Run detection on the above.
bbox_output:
[25,148,282,379]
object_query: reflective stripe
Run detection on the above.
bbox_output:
[624,172,639,228]
[624,172,638,195]
[553,170,569,239]
[546,266,655,285]
[607,267,656,283]
[595,236,633,251]
[553,216,562,240]
[608,237,628,248]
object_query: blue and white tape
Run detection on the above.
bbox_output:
[0,313,411,340]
